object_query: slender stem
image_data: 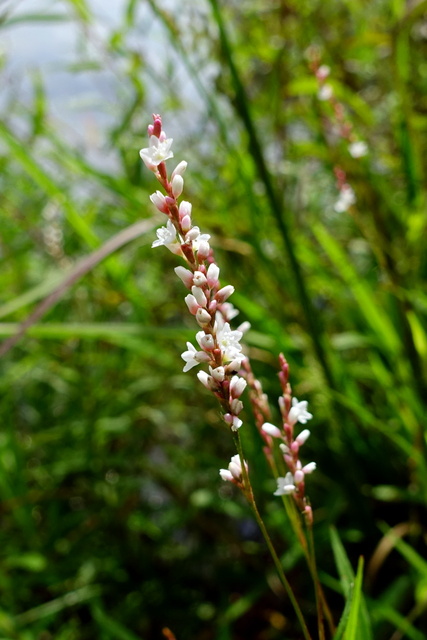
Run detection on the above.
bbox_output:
[306,522,326,640]
[234,433,313,640]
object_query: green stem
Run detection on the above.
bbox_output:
[234,433,313,640]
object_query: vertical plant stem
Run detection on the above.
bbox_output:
[234,433,313,640]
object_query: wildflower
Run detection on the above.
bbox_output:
[334,185,356,213]
[288,398,313,426]
[318,84,333,101]
[216,322,244,363]
[140,134,174,170]
[220,454,248,483]
[349,141,368,158]
[181,342,210,372]
[150,190,168,213]
[274,473,296,496]
[152,220,181,253]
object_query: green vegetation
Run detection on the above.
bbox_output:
[1,0,427,638]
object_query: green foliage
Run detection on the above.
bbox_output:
[0,0,427,638]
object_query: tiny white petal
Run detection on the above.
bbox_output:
[295,429,311,445]
[302,462,317,475]
[219,469,233,482]
[349,141,368,158]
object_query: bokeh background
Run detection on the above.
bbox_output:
[1,0,427,638]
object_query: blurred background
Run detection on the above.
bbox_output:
[1,0,427,638]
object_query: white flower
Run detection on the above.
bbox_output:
[171,161,187,179]
[188,227,211,248]
[149,190,168,213]
[334,185,356,213]
[229,376,247,398]
[318,84,333,101]
[139,135,174,169]
[349,141,368,158]
[288,398,313,426]
[152,219,178,249]
[217,322,244,363]
[302,462,316,475]
[181,342,210,372]
[274,473,296,496]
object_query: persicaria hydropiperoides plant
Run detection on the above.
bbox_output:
[140,114,335,640]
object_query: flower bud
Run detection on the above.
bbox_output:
[215,285,234,303]
[196,308,212,326]
[193,271,207,287]
[302,462,316,475]
[181,215,192,233]
[171,160,188,179]
[191,285,207,307]
[206,263,220,287]
[294,470,305,484]
[295,429,311,446]
[210,366,225,381]
[174,266,193,289]
[197,240,210,261]
[197,333,215,351]
[230,398,243,415]
[229,376,247,399]
[261,423,282,438]
[184,294,199,315]
[149,190,168,213]
[171,174,184,197]
[179,200,192,220]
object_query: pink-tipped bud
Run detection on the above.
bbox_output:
[196,308,211,326]
[191,285,207,307]
[197,240,210,261]
[185,227,200,242]
[296,429,311,446]
[261,423,282,438]
[178,200,192,220]
[302,462,316,474]
[208,300,218,314]
[197,370,212,389]
[181,215,192,233]
[152,116,162,137]
[193,271,207,287]
[294,470,305,484]
[304,505,313,526]
[215,285,234,303]
[229,376,247,399]
[174,266,194,289]
[184,294,199,315]
[198,333,215,351]
[150,190,168,213]
[171,175,184,198]
[206,263,220,287]
[171,161,188,179]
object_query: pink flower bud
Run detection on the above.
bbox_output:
[191,285,207,307]
[229,376,247,399]
[149,190,168,213]
[171,161,188,179]
[206,263,220,287]
[197,371,212,389]
[179,200,192,220]
[261,423,282,438]
[171,175,184,197]
[215,285,234,303]
[174,266,193,289]
[181,215,192,233]
[295,429,310,446]
[294,470,304,484]
[198,333,215,351]
[193,271,207,287]
[184,294,199,315]
[196,308,211,326]
[197,240,210,261]
[302,462,316,474]
[185,227,200,242]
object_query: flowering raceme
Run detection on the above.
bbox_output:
[140,114,248,434]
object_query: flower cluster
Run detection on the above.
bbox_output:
[219,454,248,491]
[310,58,368,213]
[261,354,315,522]
[141,114,248,433]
